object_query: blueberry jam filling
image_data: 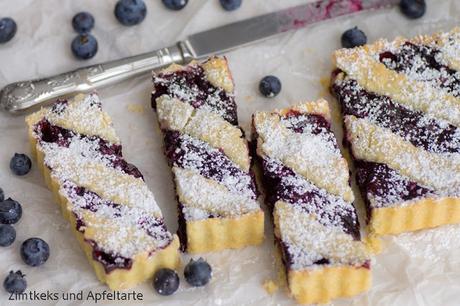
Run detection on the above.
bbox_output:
[163,130,257,198]
[379,42,460,97]
[332,76,460,154]
[355,161,433,213]
[281,111,331,135]
[262,158,360,240]
[176,202,188,252]
[77,216,133,272]
[152,65,238,125]
[90,240,133,273]
[34,119,143,179]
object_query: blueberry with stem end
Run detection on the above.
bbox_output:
[341,26,367,48]
[71,34,98,60]
[3,271,26,294]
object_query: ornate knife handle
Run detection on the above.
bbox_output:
[0,42,193,113]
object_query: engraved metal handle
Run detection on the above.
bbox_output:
[0,42,194,113]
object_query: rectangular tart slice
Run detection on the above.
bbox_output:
[25,93,180,290]
[252,100,370,305]
[151,57,264,253]
[332,27,460,235]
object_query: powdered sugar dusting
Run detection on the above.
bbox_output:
[276,203,368,270]
[173,167,260,221]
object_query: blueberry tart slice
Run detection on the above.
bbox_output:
[332,28,460,235]
[26,93,180,290]
[253,100,370,305]
[151,57,264,253]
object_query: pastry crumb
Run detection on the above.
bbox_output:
[263,279,279,295]
[127,103,146,114]
[244,95,255,103]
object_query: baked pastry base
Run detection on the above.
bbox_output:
[370,197,460,235]
[184,210,264,253]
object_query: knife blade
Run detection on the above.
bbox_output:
[185,0,399,58]
[0,0,398,113]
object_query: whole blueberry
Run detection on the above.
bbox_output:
[341,27,367,48]
[400,0,426,19]
[3,271,26,294]
[0,17,17,44]
[115,0,147,26]
[184,258,212,287]
[72,12,95,33]
[0,188,4,202]
[71,34,98,60]
[220,0,242,11]
[0,224,15,247]
[162,0,188,11]
[10,153,32,176]
[259,75,282,98]
[0,198,22,224]
[21,238,50,267]
[153,268,179,296]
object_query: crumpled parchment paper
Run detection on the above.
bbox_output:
[1,0,460,305]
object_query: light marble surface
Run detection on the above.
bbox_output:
[1,0,460,305]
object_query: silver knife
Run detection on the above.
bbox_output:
[0,0,398,113]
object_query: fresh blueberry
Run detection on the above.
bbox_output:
[220,0,242,11]
[400,0,426,19]
[153,268,179,296]
[0,225,16,247]
[0,17,17,44]
[184,258,212,287]
[0,188,4,202]
[72,12,95,33]
[3,271,26,294]
[21,238,50,267]
[71,34,98,60]
[341,27,367,48]
[10,153,31,176]
[0,198,22,224]
[259,75,282,98]
[162,0,188,11]
[115,0,147,26]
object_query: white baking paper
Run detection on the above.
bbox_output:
[1,0,460,305]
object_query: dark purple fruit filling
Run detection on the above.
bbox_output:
[332,77,460,154]
[163,130,257,198]
[281,111,331,134]
[379,42,460,97]
[89,240,133,273]
[261,159,360,240]
[176,202,187,252]
[355,160,432,212]
[35,119,144,179]
[152,64,238,125]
